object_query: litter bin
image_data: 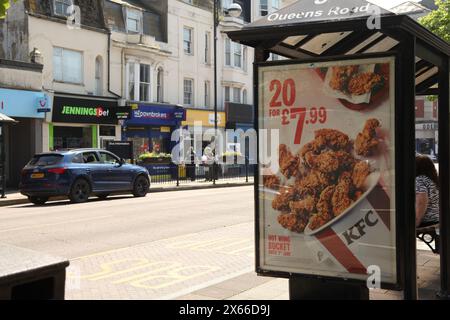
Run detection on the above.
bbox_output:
[0,244,70,300]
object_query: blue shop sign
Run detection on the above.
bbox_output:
[126,104,186,126]
[0,88,51,119]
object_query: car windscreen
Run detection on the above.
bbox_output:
[28,155,64,166]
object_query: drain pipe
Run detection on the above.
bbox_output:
[107,31,121,98]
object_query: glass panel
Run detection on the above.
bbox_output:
[225,39,231,66]
[233,88,241,103]
[62,49,82,83]
[53,48,63,81]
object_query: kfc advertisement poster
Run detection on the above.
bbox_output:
[258,56,397,284]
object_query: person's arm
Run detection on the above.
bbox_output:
[416,192,429,227]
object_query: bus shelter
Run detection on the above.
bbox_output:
[227,0,450,300]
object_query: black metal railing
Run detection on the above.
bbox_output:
[146,163,254,186]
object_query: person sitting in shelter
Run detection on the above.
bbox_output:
[416,154,440,228]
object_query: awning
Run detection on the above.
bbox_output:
[0,113,17,123]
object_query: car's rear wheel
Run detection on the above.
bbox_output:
[29,196,48,205]
[69,178,91,203]
[133,175,149,197]
[97,194,109,200]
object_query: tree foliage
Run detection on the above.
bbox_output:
[0,0,12,19]
[419,0,450,43]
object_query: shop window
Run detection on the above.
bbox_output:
[99,125,116,137]
[53,47,83,84]
[53,126,92,150]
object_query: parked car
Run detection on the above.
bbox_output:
[19,149,150,205]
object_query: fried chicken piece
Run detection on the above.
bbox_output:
[304,150,356,174]
[295,170,331,197]
[309,213,332,230]
[352,161,370,189]
[316,186,335,218]
[332,172,353,217]
[348,72,383,95]
[272,186,296,212]
[309,186,336,230]
[304,151,339,173]
[278,213,308,233]
[263,174,281,190]
[315,129,352,151]
[279,144,299,179]
[289,195,316,215]
[352,190,364,201]
[299,140,323,159]
[329,65,359,92]
[355,119,381,156]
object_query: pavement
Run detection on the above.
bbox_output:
[0,177,253,207]
[0,184,444,300]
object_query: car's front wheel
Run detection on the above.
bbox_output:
[133,175,149,197]
[29,196,48,205]
[69,178,91,203]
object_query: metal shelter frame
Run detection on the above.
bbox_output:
[227,0,450,300]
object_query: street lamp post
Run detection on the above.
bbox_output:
[212,0,242,185]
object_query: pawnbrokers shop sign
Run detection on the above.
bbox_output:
[52,96,119,124]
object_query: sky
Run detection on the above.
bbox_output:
[369,0,421,9]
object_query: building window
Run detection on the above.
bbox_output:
[157,67,164,103]
[184,27,193,55]
[243,47,248,72]
[139,64,151,102]
[224,86,231,103]
[260,0,268,16]
[53,0,73,17]
[127,62,136,100]
[95,56,103,96]
[184,79,193,106]
[225,38,244,69]
[53,47,83,84]
[233,87,241,103]
[205,32,210,64]
[233,42,242,68]
[204,81,210,108]
[127,9,141,33]
[225,38,231,66]
[243,89,247,104]
[272,0,280,11]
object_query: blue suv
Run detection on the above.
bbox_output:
[20,149,150,205]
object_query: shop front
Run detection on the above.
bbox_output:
[122,104,185,175]
[50,95,121,151]
[182,108,227,157]
[0,88,50,187]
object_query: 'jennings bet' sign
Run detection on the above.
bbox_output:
[52,96,119,124]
